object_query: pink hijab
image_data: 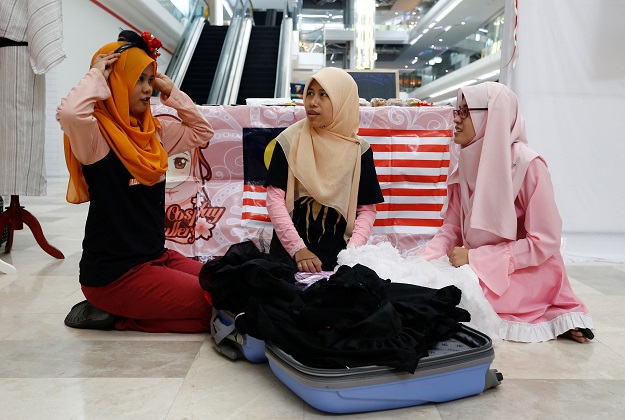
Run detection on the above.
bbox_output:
[447,82,540,246]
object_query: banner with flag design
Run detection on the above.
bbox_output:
[154,104,455,260]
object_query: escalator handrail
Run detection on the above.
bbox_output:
[274,16,293,99]
[207,14,243,104]
[207,0,255,104]
[165,16,206,87]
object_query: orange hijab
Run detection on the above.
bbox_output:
[64,41,167,204]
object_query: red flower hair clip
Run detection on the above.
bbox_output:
[141,31,162,60]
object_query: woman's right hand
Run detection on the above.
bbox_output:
[91,53,120,79]
[448,246,469,267]
[294,248,323,273]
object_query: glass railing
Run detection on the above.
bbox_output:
[298,27,325,55]
[398,10,505,92]
[373,0,440,32]
[155,0,207,23]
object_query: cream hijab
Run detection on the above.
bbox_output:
[276,67,369,239]
[447,82,540,246]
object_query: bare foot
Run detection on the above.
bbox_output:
[559,328,589,343]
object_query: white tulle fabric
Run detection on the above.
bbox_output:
[339,241,596,343]
[337,242,504,345]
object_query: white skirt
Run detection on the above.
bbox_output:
[0,45,47,196]
[337,242,504,345]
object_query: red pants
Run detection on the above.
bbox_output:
[82,249,212,333]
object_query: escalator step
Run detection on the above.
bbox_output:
[180,24,229,104]
[237,27,282,104]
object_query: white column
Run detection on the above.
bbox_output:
[207,0,224,26]
[352,0,376,69]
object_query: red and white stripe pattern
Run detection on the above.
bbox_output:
[242,128,452,239]
[363,128,451,237]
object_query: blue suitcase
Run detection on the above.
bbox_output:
[265,325,502,414]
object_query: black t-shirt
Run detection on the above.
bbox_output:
[80,151,167,286]
[264,143,383,270]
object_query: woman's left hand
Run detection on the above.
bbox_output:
[448,246,469,267]
[294,248,323,273]
[154,72,174,100]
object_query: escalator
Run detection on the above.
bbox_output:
[178,23,229,105]
[236,25,281,104]
[167,4,289,106]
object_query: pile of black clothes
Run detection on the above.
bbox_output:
[199,241,470,374]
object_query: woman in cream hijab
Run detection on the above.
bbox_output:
[265,67,383,272]
[418,82,594,343]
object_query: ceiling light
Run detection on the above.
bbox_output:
[410,34,423,45]
[429,79,476,98]
[478,28,488,33]
[444,26,452,31]
[435,0,464,23]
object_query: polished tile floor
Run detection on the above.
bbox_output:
[1,178,625,420]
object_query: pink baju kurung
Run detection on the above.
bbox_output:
[419,160,593,341]
[419,82,593,342]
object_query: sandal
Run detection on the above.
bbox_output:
[64,300,116,330]
[578,328,594,340]
[559,327,594,343]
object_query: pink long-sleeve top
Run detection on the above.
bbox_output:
[56,68,213,165]
[418,159,563,297]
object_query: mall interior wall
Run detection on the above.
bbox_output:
[500,0,625,262]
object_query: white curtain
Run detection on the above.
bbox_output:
[500,0,625,262]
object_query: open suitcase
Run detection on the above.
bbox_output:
[265,325,502,414]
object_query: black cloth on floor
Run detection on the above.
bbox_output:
[200,241,470,373]
[199,240,299,316]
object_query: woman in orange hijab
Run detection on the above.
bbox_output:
[57,30,214,332]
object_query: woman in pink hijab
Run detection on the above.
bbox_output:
[418,82,594,343]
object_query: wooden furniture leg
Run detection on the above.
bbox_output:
[0,195,64,259]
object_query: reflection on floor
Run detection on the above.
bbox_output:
[1,178,625,419]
